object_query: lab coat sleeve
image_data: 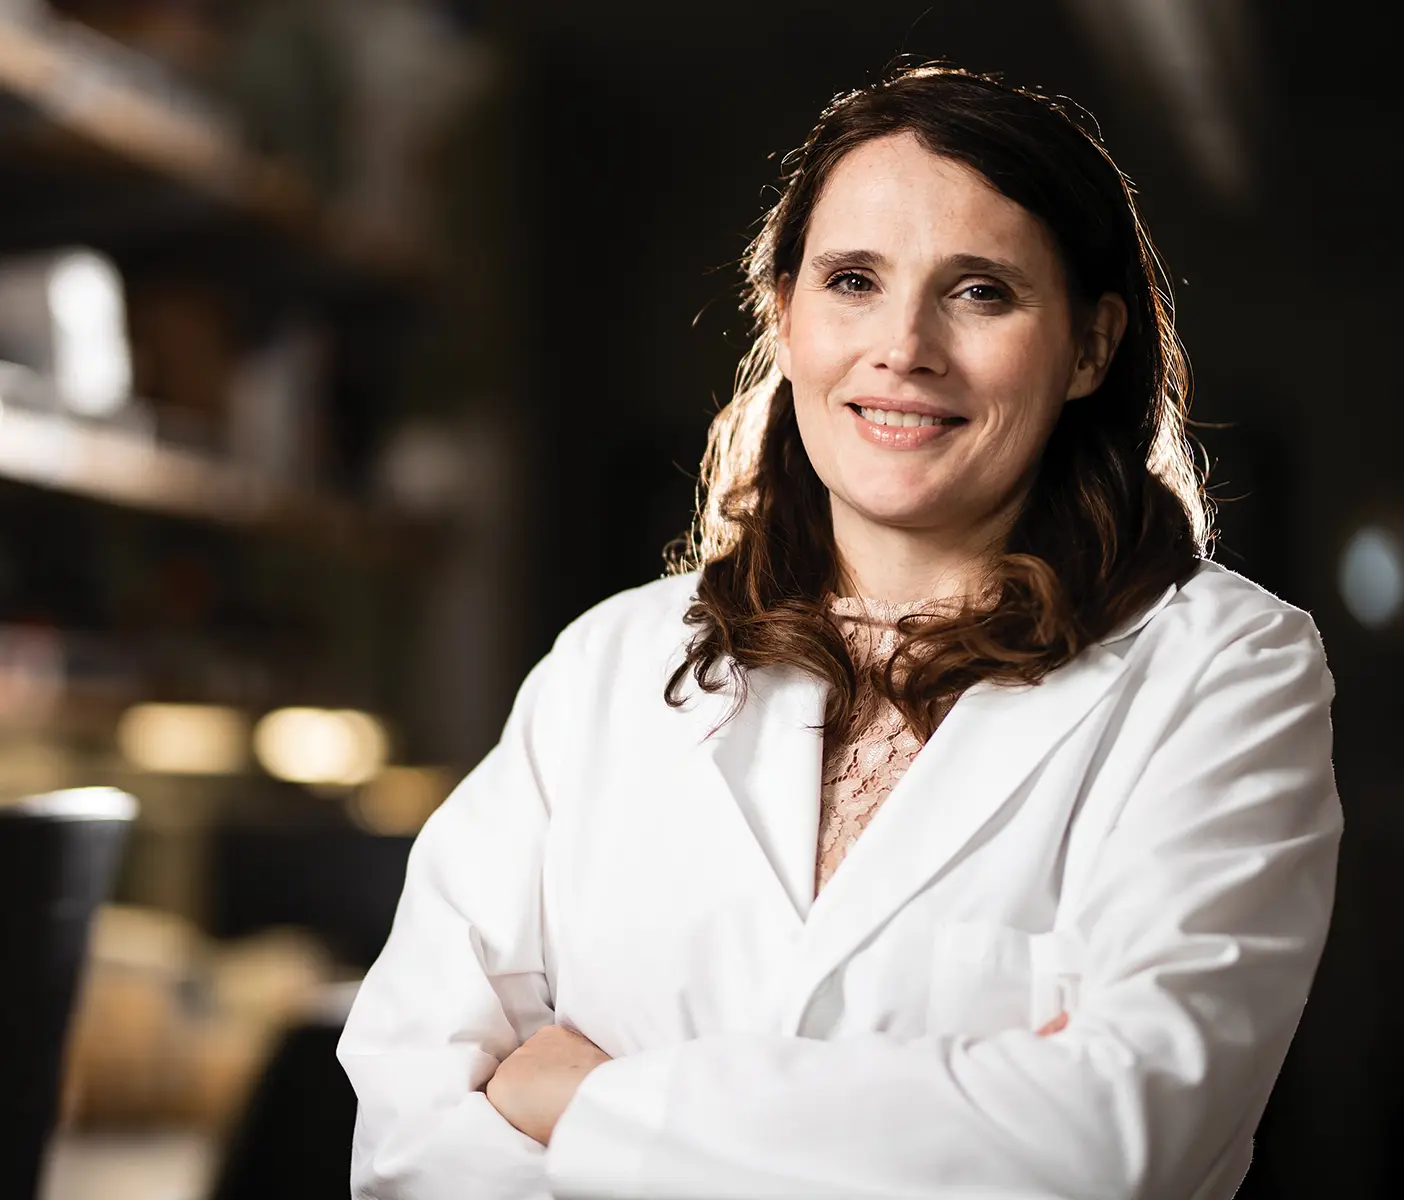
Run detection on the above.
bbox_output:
[337,649,566,1200]
[545,606,1342,1200]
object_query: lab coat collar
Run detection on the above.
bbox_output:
[1096,579,1180,646]
[686,577,1182,1030]
[780,640,1130,1032]
[693,664,828,924]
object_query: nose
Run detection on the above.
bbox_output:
[871,303,947,377]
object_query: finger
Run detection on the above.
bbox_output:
[1036,1011,1069,1036]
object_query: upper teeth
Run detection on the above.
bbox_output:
[858,406,946,428]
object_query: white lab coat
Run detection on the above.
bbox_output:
[338,558,1341,1200]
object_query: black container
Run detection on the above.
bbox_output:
[0,788,137,1200]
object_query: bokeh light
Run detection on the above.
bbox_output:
[348,766,454,835]
[1338,525,1404,631]
[116,704,249,776]
[48,250,132,419]
[252,707,389,787]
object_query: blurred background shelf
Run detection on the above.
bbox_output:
[0,5,520,1198]
[0,402,436,556]
[0,15,429,295]
[0,0,504,965]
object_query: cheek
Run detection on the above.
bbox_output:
[784,321,846,478]
[963,325,1072,430]
[790,375,835,474]
[785,319,848,489]
[784,301,856,392]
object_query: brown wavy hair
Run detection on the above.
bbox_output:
[665,65,1211,740]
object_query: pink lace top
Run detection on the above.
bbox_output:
[815,596,955,895]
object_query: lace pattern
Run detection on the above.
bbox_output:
[815,596,952,896]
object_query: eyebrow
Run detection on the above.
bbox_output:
[807,248,886,276]
[806,248,1038,292]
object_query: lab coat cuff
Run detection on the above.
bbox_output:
[545,1047,677,1196]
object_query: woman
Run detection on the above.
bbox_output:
[339,66,1341,1200]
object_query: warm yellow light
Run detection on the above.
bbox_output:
[116,703,249,775]
[349,766,454,835]
[252,707,389,787]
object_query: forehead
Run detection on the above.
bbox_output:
[804,132,1060,273]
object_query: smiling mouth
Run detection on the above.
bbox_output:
[848,404,968,429]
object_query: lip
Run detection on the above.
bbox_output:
[845,399,968,449]
[845,396,967,420]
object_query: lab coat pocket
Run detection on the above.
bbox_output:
[927,922,1085,1038]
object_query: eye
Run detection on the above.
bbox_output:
[955,281,1011,305]
[825,270,876,295]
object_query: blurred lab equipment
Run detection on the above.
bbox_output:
[0,248,134,420]
[0,788,137,1200]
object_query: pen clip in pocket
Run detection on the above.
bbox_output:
[1029,931,1084,1031]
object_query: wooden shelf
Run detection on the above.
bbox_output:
[0,401,414,551]
[0,16,428,289]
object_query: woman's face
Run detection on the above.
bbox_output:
[777,132,1124,559]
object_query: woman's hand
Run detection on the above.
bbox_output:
[485,1024,612,1145]
[486,1014,1059,1146]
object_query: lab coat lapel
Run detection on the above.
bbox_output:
[776,622,1157,1034]
[690,664,828,925]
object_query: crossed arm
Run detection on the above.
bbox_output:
[341,606,1339,1200]
[484,1014,1070,1148]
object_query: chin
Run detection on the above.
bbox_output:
[843,492,947,530]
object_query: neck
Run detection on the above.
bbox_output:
[830,498,1017,606]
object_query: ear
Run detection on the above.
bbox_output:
[1066,292,1128,401]
[775,275,794,380]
